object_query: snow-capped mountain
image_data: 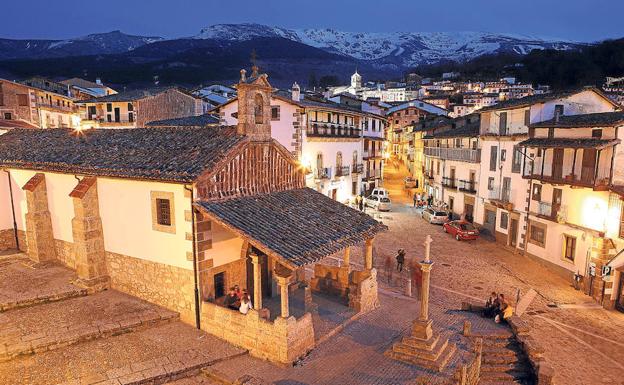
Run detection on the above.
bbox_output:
[0,31,163,60]
[195,23,581,67]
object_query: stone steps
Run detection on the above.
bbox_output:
[392,335,449,362]
[389,341,457,372]
[0,285,88,313]
[478,336,535,385]
[0,307,179,361]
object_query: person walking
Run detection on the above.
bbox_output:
[413,193,418,208]
[395,249,406,272]
[359,194,365,212]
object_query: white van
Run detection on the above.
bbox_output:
[369,187,389,199]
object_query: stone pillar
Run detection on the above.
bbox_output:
[70,177,108,286]
[343,246,351,269]
[251,253,262,309]
[277,276,290,318]
[364,238,374,270]
[22,173,57,263]
[412,235,434,340]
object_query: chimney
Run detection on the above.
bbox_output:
[95,78,102,86]
[292,82,301,102]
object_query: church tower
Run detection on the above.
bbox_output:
[236,65,273,141]
[350,70,362,89]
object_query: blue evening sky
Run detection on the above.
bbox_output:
[1,0,622,42]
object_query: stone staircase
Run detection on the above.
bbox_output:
[477,335,536,385]
[387,331,457,372]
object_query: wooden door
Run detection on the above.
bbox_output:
[114,107,121,123]
[510,219,518,247]
[581,149,597,184]
[552,149,564,180]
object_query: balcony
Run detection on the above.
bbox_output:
[335,166,351,177]
[37,102,78,113]
[458,180,477,194]
[352,163,364,174]
[523,158,611,191]
[307,122,362,139]
[363,150,383,159]
[533,202,568,223]
[488,187,514,210]
[364,170,382,180]
[442,177,457,189]
[315,167,332,180]
[424,147,481,163]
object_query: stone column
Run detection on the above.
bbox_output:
[22,173,57,263]
[412,235,433,340]
[70,177,108,285]
[364,238,374,270]
[277,276,290,318]
[251,253,262,309]
[343,246,351,269]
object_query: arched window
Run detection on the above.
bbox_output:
[254,94,264,124]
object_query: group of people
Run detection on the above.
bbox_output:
[224,285,254,315]
[484,291,513,323]
[413,193,433,208]
[354,195,366,212]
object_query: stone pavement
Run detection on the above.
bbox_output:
[0,290,178,360]
[0,253,87,311]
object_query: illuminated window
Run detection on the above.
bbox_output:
[529,222,546,247]
[563,235,576,262]
[532,184,542,201]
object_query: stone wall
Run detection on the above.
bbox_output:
[106,251,195,324]
[0,229,16,251]
[200,258,247,302]
[54,239,76,269]
[349,268,380,313]
[201,302,315,364]
[310,264,350,298]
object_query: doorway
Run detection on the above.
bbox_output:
[552,149,564,180]
[114,107,121,123]
[509,218,518,247]
[552,188,562,219]
[616,273,624,313]
[483,209,496,237]
[214,272,225,299]
[331,189,337,200]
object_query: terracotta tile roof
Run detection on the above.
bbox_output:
[195,188,387,267]
[145,114,221,127]
[78,86,197,104]
[530,111,624,128]
[0,127,246,182]
[69,176,97,198]
[424,122,480,139]
[22,173,45,192]
[0,120,39,129]
[518,137,620,149]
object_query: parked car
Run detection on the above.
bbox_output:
[404,177,417,188]
[365,195,392,211]
[443,220,480,241]
[370,187,389,199]
[422,207,449,224]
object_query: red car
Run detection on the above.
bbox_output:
[443,220,479,241]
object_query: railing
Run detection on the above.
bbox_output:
[335,166,351,177]
[363,150,382,158]
[365,170,382,179]
[424,147,481,163]
[315,167,332,179]
[37,102,78,112]
[524,151,612,189]
[458,180,477,193]
[488,187,512,203]
[535,202,568,222]
[352,163,364,174]
[307,122,362,138]
[442,177,457,189]
[537,202,552,217]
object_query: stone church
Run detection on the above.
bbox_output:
[0,67,386,363]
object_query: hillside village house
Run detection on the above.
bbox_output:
[0,78,80,130]
[408,115,452,194]
[520,111,624,310]
[78,87,206,129]
[0,68,386,364]
[216,83,387,201]
[423,115,481,219]
[474,88,619,254]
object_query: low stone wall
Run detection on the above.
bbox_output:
[201,301,315,364]
[349,268,380,313]
[310,264,349,298]
[507,316,555,385]
[54,239,76,269]
[106,251,196,324]
[0,229,16,251]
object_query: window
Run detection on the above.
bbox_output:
[501,149,507,162]
[499,112,508,135]
[563,235,576,262]
[436,161,440,175]
[128,113,134,123]
[336,152,343,170]
[17,94,28,106]
[488,177,495,190]
[127,103,134,111]
[271,105,280,121]
[554,104,564,118]
[489,146,498,171]
[151,191,176,233]
[529,222,546,247]
[524,109,530,126]
[500,212,509,229]
[532,184,542,201]
[4,112,11,120]
[592,129,602,138]
[106,103,112,112]
[107,114,112,123]
[512,146,522,173]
